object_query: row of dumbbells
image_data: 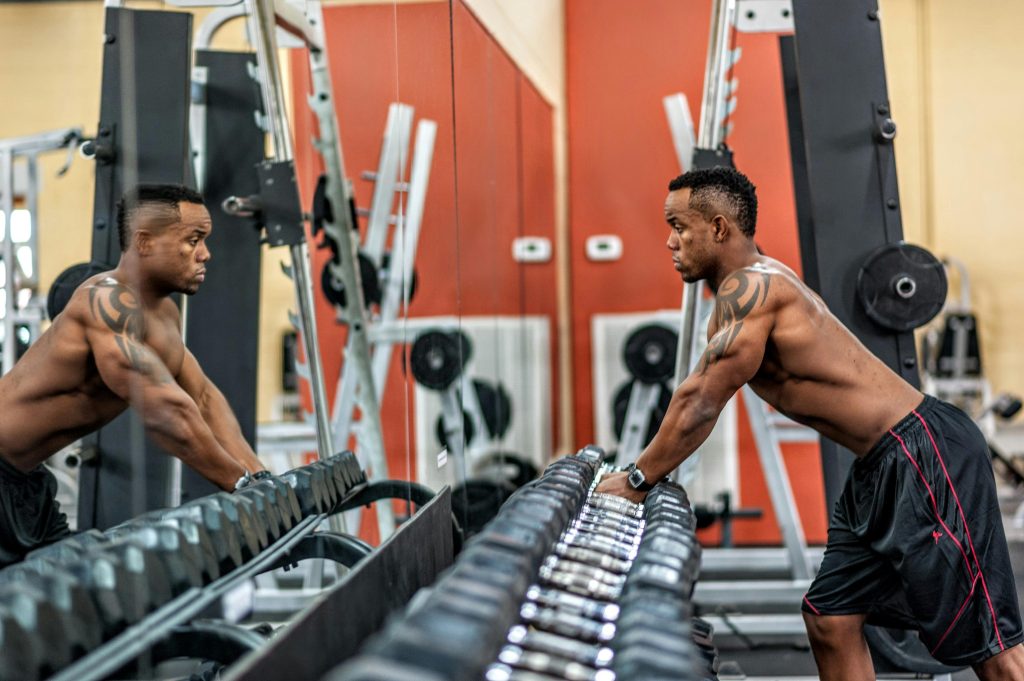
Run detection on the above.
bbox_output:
[486,472,716,681]
[0,452,365,681]
[330,446,719,681]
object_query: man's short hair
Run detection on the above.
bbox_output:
[115,184,205,252]
[668,167,758,237]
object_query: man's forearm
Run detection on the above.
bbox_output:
[200,383,266,473]
[142,397,246,491]
[635,389,720,481]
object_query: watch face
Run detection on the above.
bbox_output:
[627,468,645,489]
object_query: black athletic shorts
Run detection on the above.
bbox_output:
[0,454,71,568]
[802,395,1023,666]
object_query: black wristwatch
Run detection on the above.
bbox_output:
[625,463,656,492]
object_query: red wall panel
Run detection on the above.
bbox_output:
[517,79,560,449]
[290,3,457,542]
[289,2,561,540]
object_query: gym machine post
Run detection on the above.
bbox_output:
[0,127,83,375]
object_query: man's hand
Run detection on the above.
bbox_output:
[594,471,647,505]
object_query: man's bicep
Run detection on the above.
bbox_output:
[177,350,209,403]
[694,320,768,404]
[694,268,775,401]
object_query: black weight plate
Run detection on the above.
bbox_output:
[47,261,106,320]
[623,324,678,384]
[381,250,418,303]
[473,452,539,489]
[410,330,471,391]
[435,379,512,449]
[320,252,381,309]
[612,380,673,447]
[865,626,964,675]
[451,479,516,536]
[857,243,947,332]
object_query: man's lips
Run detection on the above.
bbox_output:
[195,270,206,281]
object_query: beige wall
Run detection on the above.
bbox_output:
[881,0,1024,399]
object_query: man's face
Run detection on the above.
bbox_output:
[664,189,716,283]
[145,202,212,295]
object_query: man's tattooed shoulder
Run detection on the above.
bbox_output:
[698,267,773,374]
[88,279,144,339]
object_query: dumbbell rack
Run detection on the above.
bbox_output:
[331,446,720,681]
[0,453,378,681]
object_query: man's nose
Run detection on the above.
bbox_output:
[198,244,211,262]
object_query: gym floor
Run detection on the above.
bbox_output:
[713,424,1024,680]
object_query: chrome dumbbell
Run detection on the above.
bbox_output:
[520,602,616,643]
[495,646,614,681]
[542,556,628,587]
[507,625,614,668]
[553,542,633,574]
[525,585,620,622]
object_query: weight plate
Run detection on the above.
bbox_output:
[865,626,964,675]
[857,243,947,332]
[320,252,381,309]
[623,324,678,384]
[451,479,516,536]
[473,451,538,489]
[435,379,512,448]
[612,379,673,447]
[47,261,106,320]
[410,330,471,391]
[380,251,419,304]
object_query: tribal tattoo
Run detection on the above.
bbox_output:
[89,279,173,384]
[697,268,772,375]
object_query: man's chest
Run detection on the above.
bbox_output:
[143,315,185,376]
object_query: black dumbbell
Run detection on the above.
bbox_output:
[30,534,176,615]
[235,484,287,542]
[472,517,557,564]
[440,574,522,616]
[102,526,205,595]
[324,655,450,681]
[121,512,222,583]
[614,625,696,659]
[24,528,110,564]
[0,581,95,676]
[305,460,341,510]
[0,609,41,681]
[163,501,245,575]
[613,644,698,681]
[200,493,268,560]
[503,491,573,527]
[617,594,690,626]
[367,612,496,681]
[576,446,605,470]
[281,467,330,517]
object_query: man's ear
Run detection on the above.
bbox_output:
[134,229,153,256]
[712,215,730,242]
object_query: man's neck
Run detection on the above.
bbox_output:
[113,258,166,309]
[708,244,763,293]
